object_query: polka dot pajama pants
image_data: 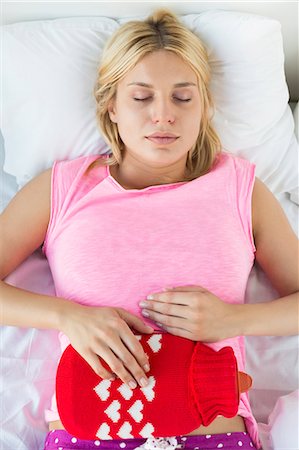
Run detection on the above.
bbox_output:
[43,430,257,450]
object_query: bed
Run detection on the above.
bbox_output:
[1,2,298,450]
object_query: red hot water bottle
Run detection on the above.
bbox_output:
[56,333,252,440]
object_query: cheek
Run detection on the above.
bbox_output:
[119,104,143,122]
[119,105,147,125]
[184,109,201,135]
[116,111,144,142]
[189,104,202,129]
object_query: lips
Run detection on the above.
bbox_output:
[146,132,179,145]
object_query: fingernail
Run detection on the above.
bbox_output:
[129,380,137,389]
[143,363,150,372]
[141,310,149,317]
[140,377,148,387]
[139,301,147,307]
[147,294,154,300]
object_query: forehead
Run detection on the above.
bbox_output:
[120,50,198,87]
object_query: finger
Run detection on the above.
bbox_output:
[119,323,150,369]
[159,324,193,339]
[141,308,188,330]
[118,308,154,333]
[109,335,150,388]
[98,346,145,389]
[162,285,207,293]
[140,301,190,319]
[83,349,115,380]
[147,289,203,306]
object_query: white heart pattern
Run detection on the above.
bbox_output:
[117,421,134,439]
[117,382,134,400]
[140,376,156,401]
[94,379,111,401]
[104,400,121,423]
[96,422,112,439]
[147,334,162,353]
[128,400,143,423]
[139,422,155,438]
[94,336,161,439]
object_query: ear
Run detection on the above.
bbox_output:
[107,99,118,123]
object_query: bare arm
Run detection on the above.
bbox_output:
[0,169,66,330]
[0,171,151,387]
[237,177,299,336]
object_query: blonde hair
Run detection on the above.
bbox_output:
[94,9,222,180]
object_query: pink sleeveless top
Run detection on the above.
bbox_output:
[43,151,260,448]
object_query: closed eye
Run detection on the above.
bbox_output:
[133,98,151,102]
[176,98,191,102]
[133,97,191,102]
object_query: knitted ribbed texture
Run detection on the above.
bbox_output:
[56,333,251,440]
[189,343,239,426]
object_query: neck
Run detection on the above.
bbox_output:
[110,155,188,190]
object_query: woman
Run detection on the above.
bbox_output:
[1,9,298,450]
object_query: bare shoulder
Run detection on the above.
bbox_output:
[0,168,52,279]
[252,177,298,296]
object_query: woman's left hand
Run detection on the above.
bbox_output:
[139,285,241,342]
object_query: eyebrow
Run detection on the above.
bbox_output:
[127,82,197,88]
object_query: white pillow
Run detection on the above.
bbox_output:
[2,10,298,196]
[2,17,118,187]
[181,11,298,196]
[293,102,298,141]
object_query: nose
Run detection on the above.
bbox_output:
[150,98,176,124]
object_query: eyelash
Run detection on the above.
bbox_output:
[133,97,191,103]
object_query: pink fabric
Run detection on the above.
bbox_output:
[43,151,260,448]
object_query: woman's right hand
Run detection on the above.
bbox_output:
[60,303,154,389]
